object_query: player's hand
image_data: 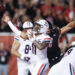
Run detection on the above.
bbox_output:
[3,15,10,23]
[20,55,26,60]
[20,55,30,61]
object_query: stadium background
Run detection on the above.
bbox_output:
[0,0,75,75]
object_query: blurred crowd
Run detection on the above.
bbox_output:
[0,0,75,32]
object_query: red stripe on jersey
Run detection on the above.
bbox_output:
[72,66,75,75]
[44,38,52,40]
[44,38,53,43]
[15,35,20,38]
[14,35,20,39]
[37,64,44,75]
[47,68,50,75]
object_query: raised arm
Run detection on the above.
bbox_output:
[3,15,28,39]
[3,15,21,35]
[61,21,75,34]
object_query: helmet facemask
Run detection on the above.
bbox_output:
[33,19,49,34]
[33,24,41,34]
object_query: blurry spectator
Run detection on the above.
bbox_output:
[0,0,75,33]
[21,15,31,22]
[33,8,42,21]
[54,12,67,28]
[72,12,75,21]
[0,0,5,12]
[3,0,15,18]
[53,1,64,17]
[69,10,74,21]
[0,11,12,32]
[0,42,11,75]
[64,0,71,22]
[26,0,36,20]
[32,0,39,6]
[14,0,26,17]
[41,0,52,17]
[67,12,75,33]
[44,7,54,25]
[0,0,6,19]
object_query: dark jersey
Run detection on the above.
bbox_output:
[0,50,10,64]
[47,27,61,67]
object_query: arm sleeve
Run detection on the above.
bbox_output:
[8,21,21,36]
[43,35,53,43]
[14,35,20,41]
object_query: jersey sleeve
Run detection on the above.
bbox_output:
[42,35,53,44]
[14,34,20,41]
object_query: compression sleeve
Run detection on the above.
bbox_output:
[8,21,21,35]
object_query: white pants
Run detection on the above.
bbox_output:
[17,59,30,75]
[32,62,49,75]
[48,47,75,75]
[30,56,49,75]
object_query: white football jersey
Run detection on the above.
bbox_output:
[14,35,37,75]
[14,35,35,61]
[29,34,52,75]
[35,34,53,61]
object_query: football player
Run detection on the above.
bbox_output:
[48,41,75,75]
[12,21,35,75]
[31,19,75,75]
[29,19,53,75]
[3,15,35,75]
[47,20,75,67]
[3,16,52,75]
